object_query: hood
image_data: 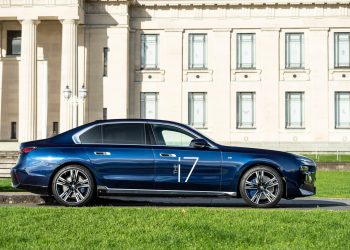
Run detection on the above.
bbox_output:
[219,144,293,157]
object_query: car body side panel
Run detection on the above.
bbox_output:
[11,146,94,193]
[220,148,308,197]
[153,146,222,191]
[83,145,155,189]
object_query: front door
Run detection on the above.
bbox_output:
[151,124,222,191]
[82,123,155,189]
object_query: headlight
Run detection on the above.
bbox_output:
[300,165,309,172]
[296,157,316,166]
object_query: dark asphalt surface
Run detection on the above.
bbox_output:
[1,196,350,210]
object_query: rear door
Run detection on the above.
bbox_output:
[151,123,222,191]
[81,122,155,189]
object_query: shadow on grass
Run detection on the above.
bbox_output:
[38,196,350,210]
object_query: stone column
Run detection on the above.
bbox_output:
[105,26,129,118]
[18,19,40,142]
[59,19,78,132]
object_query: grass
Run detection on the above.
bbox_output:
[0,207,349,249]
[315,171,350,198]
[1,171,350,198]
[302,154,350,162]
[0,178,22,192]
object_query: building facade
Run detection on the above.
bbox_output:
[0,0,349,151]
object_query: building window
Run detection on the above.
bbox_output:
[140,93,158,119]
[189,34,207,69]
[334,33,350,68]
[10,122,17,139]
[237,92,256,128]
[141,34,159,69]
[52,122,59,136]
[285,33,304,69]
[103,108,108,120]
[7,31,21,56]
[103,47,108,76]
[237,33,256,69]
[188,92,207,128]
[286,92,304,129]
[335,92,350,128]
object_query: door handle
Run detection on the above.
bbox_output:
[94,151,111,156]
[160,153,177,157]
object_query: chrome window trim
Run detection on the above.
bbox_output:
[72,121,218,149]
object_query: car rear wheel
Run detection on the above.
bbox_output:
[52,165,95,206]
[239,166,284,208]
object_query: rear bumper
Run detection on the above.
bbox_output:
[11,168,49,195]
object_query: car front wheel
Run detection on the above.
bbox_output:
[52,165,95,206]
[239,166,284,208]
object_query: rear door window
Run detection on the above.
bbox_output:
[102,123,146,145]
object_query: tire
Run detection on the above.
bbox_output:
[51,165,95,207]
[239,166,284,208]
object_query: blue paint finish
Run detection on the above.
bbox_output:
[153,146,221,191]
[11,119,316,199]
[83,144,155,189]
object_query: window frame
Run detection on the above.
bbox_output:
[285,33,304,69]
[236,33,256,69]
[76,122,148,146]
[150,123,197,147]
[285,92,305,129]
[188,92,208,129]
[7,30,21,56]
[52,122,59,136]
[335,91,350,129]
[334,32,350,69]
[140,34,159,70]
[236,92,256,129]
[103,47,108,77]
[10,121,17,140]
[188,33,208,70]
[140,92,159,119]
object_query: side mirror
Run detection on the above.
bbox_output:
[190,138,210,149]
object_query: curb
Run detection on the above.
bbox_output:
[0,192,54,204]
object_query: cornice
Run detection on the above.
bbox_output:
[85,0,350,6]
[133,0,350,7]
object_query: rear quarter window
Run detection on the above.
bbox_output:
[79,125,102,144]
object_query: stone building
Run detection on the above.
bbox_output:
[0,0,349,151]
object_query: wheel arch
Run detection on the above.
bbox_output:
[235,161,287,198]
[48,161,97,195]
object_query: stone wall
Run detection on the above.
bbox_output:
[0,151,18,178]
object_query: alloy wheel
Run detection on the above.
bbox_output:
[244,169,280,205]
[54,168,91,204]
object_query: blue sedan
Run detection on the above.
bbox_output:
[11,119,316,208]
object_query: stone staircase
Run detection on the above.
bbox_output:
[0,151,18,177]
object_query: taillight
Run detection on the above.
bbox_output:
[20,147,37,154]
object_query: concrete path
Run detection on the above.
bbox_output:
[0,192,350,210]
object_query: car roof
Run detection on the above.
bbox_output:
[93,119,186,126]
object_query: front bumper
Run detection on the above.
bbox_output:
[298,170,316,196]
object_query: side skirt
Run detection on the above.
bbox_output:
[97,186,237,198]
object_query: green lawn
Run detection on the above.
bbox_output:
[315,171,350,198]
[0,207,349,249]
[1,171,350,198]
[0,178,21,192]
[302,154,350,162]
